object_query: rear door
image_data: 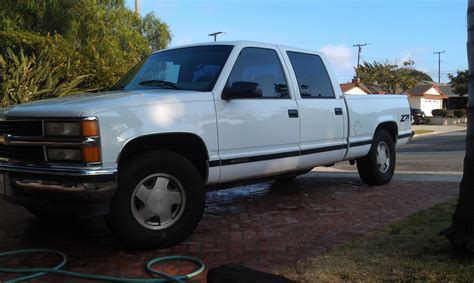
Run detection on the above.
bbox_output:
[213,46,301,182]
[281,49,347,168]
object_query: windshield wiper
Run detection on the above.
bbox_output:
[138,80,179,89]
[109,85,124,91]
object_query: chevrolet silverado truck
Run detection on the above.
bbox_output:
[0,41,412,249]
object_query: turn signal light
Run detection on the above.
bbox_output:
[82,147,101,163]
[81,120,99,137]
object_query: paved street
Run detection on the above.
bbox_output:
[0,129,464,282]
[399,130,465,152]
[331,129,466,174]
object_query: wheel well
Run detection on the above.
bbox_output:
[375,122,398,143]
[118,133,210,181]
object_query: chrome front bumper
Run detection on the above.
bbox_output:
[0,163,117,201]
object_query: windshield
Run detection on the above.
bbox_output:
[112,45,234,92]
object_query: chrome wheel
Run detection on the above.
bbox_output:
[376,141,391,173]
[131,173,186,230]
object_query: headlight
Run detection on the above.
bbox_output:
[45,122,81,136]
[45,120,99,137]
[47,148,82,162]
[44,118,101,163]
[46,147,101,163]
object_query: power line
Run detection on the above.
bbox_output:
[208,32,225,42]
[353,43,369,68]
[433,50,446,83]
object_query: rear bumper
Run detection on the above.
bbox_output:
[0,163,117,215]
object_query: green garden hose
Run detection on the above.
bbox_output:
[0,249,205,283]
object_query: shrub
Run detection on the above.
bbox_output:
[453,110,465,118]
[431,109,447,117]
[445,114,454,118]
[0,48,88,106]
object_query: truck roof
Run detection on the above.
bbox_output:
[155,40,323,57]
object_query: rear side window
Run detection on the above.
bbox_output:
[226,47,289,98]
[287,51,335,98]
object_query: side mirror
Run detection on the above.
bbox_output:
[222,81,262,100]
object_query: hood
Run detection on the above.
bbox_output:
[3,89,208,118]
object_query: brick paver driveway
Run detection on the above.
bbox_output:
[0,173,458,282]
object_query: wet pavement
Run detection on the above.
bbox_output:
[0,173,458,282]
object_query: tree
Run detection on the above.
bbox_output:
[355,60,430,93]
[142,12,172,52]
[0,0,172,94]
[449,70,468,97]
[409,69,433,82]
[441,0,474,254]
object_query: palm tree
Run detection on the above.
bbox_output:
[441,0,474,253]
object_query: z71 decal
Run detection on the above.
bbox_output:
[400,114,410,122]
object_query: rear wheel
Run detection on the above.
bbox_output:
[107,150,205,249]
[356,129,395,185]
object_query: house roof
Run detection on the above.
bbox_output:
[405,83,448,99]
[438,84,458,97]
[340,83,368,93]
[340,82,384,94]
[366,86,386,94]
[405,85,433,96]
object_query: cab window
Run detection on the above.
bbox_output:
[226,48,289,98]
[287,51,335,98]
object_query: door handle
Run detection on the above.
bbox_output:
[288,109,299,118]
[334,108,343,115]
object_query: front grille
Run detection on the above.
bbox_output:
[0,120,44,163]
[0,145,45,162]
[0,120,43,136]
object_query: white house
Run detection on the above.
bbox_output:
[406,84,448,116]
[340,77,385,95]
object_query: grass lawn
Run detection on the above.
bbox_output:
[414,129,435,135]
[281,199,474,282]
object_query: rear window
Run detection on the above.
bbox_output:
[287,51,335,99]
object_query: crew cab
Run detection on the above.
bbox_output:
[0,41,412,249]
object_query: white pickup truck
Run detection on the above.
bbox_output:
[0,41,412,248]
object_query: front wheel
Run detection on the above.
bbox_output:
[106,150,205,249]
[356,130,396,185]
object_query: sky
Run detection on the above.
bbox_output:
[125,0,467,83]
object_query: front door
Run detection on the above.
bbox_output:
[214,47,301,182]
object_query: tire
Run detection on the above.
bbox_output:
[106,150,205,249]
[356,129,396,186]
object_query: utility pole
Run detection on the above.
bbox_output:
[433,50,445,83]
[353,43,369,68]
[208,32,225,42]
[135,0,140,16]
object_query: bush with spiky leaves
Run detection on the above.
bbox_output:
[0,48,88,106]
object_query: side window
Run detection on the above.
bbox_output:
[287,51,335,98]
[226,48,289,98]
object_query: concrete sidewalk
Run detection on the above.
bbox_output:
[312,167,462,183]
[412,124,466,137]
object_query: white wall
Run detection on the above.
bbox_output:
[344,86,368,95]
[425,87,441,96]
[420,98,442,116]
